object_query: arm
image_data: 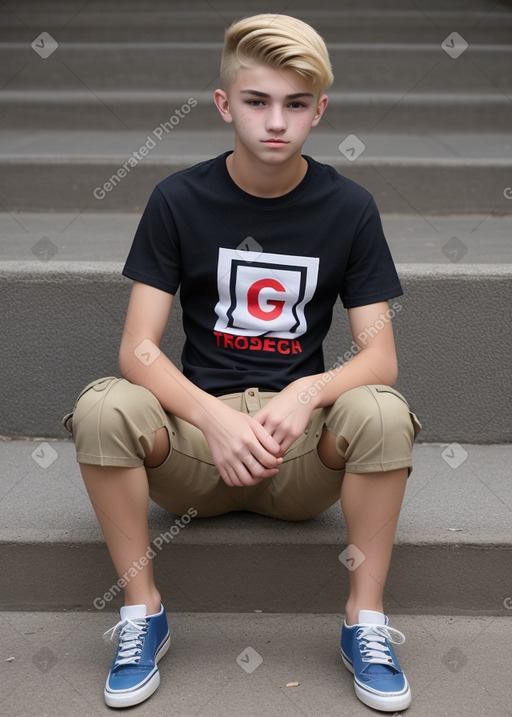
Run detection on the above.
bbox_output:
[118,281,282,486]
[253,301,398,453]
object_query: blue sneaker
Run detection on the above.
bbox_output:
[341,610,411,712]
[103,604,170,708]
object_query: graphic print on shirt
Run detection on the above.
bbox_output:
[214,248,319,354]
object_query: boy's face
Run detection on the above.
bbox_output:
[214,64,328,166]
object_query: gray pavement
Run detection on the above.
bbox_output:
[2,612,511,717]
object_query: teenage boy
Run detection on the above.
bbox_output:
[64,13,421,713]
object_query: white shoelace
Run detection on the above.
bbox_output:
[103,617,148,667]
[356,624,406,668]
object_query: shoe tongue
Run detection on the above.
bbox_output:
[120,604,147,621]
[357,611,393,676]
[358,610,386,625]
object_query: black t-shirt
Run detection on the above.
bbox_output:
[123,151,402,396]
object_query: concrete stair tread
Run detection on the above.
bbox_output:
[2,440,510,546]
[2,212,512,264]
[2,130,511,162]
[3,612,512,717]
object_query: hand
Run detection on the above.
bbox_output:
[252,380,314,456]
[201,401,283,487]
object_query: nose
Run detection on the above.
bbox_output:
[266,105,286,133]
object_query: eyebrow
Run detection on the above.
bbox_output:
[240,90,314,99]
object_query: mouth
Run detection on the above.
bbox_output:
[262,139,289,144]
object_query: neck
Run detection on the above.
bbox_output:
[226,145,307,198]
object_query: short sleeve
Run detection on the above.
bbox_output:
[122,186,181,294]
[340,197,402,308]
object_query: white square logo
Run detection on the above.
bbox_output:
[214,248,319,339]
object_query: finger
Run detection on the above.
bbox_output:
[220,466,242,487]
[222,461,268,487]
[274,434,297,455]
[251,422,283,459]
[240,452,281,480]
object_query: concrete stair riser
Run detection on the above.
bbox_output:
[2,151,510,214]
[2,541,511,613]
[3,43,511,92]
[5,0,509,12]
[2,9,512,43]
[1,262,511,442]
[3,91,512,132]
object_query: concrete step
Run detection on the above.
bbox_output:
[1,440,512,614]
[8,0,508,8]
[3,89,512,133]
[1,130,510,214]
[4,41,510,92]
[2,7,511,43]
[3,612,511,717]
[1,261,511,442]
[2,211,512,264]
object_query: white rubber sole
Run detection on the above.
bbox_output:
[341,648,412,712]
[104,631,170,709]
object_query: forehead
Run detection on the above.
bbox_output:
[231,64,315,97]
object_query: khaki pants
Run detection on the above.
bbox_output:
[63,377,421,521]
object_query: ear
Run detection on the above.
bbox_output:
[311,93,329,127]
[214,88,234,124]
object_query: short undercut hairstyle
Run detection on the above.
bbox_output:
[220,14,334,95]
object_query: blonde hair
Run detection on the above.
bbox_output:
[220,14,333,95]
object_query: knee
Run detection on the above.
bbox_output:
[367,386,413,435]
[69,376,168,466]
[71,377,129,440]
[330,385,415,443]
[71,377,161,456]
[328,385,418,472]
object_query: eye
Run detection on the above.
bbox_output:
[288,101,307,109]
[245,99,266,107]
